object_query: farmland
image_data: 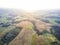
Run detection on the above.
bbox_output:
[0,9,60,45]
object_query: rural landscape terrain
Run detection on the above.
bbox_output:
[0,9,60,45]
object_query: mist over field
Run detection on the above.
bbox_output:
[0,9,60,45]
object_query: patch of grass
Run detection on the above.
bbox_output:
[31,33,35,45]
[43,33,60,45]
[46,33,57,42]
[0,18,8,24]
[43,33,51,45]
[49,19,57,25]
[25,23,33,30]
[0,25,16,36]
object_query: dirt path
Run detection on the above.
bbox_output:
[9,28,33,45]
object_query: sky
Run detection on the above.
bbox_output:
[0,0,60,11]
